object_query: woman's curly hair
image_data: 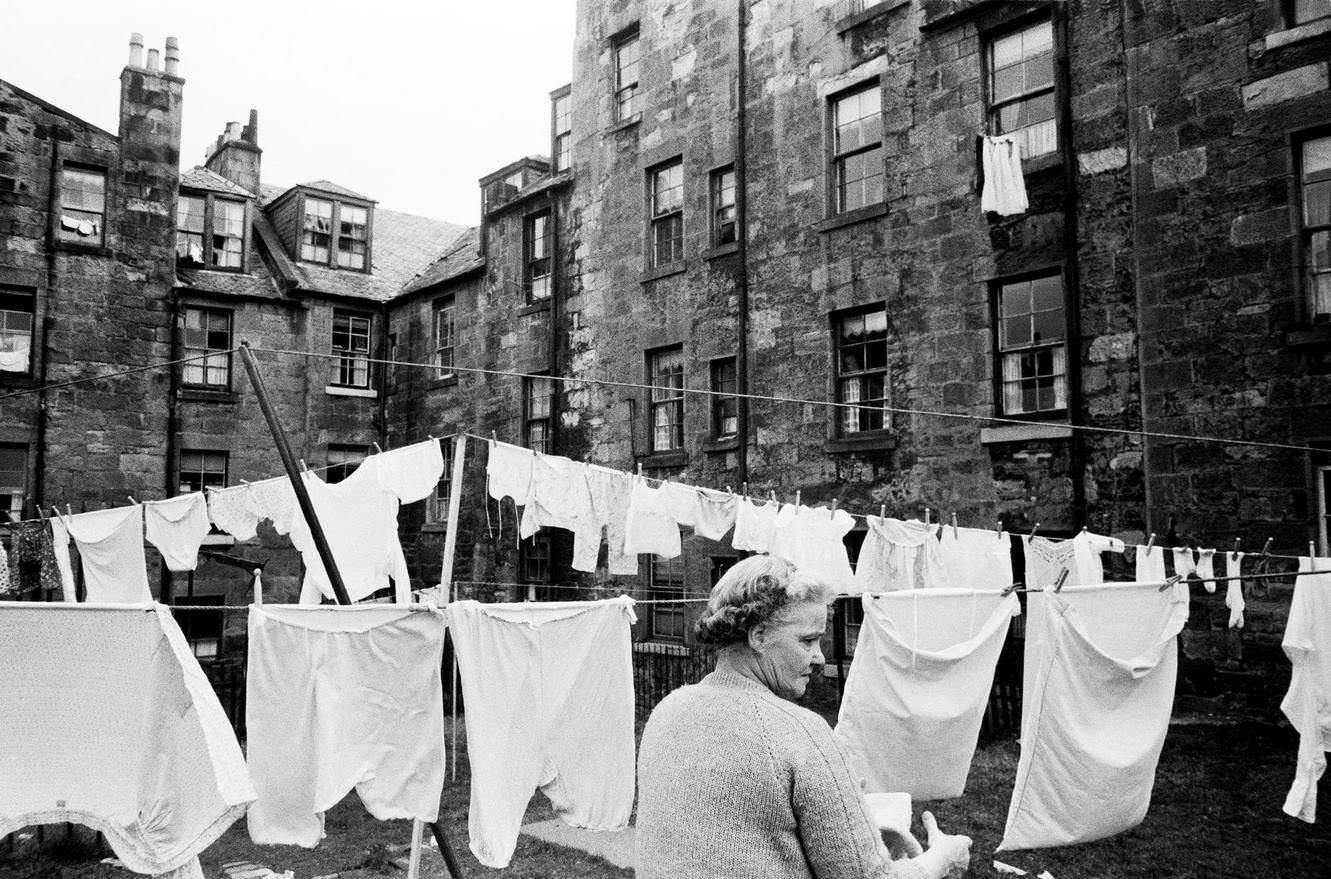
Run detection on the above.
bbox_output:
[694,555,834,647]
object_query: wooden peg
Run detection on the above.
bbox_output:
[1053,568,1069,593]
[741,481,749,497]
[1145,532,1156,551]
[127,495,138,505]
[951,512,959,538]
[1311,541,1318,559]
[1029,522,1040,539]
[1259,537,1273,559]
[372,442,384,454]
[1002,580,1021,597]
[1233,537,1241,554]
[830,498,838,512]
[770,490,777,503]
[795,490,801,507]
[923,507,931,525]
[299,459,308,473]
[65,504,72,517]
[880,505,887,518]
[724,485,733,495]
[1159,573,1184,592]
[996,519,1004,538]
[637,462,644,477]
[1081,525,1088,534]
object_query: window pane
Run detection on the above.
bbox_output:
[1032,307,1064,343]
[1306,135,1331,177]
[1304,179,1331,228]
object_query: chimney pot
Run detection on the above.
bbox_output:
[128,32,144,67]
[146,48,160,71]
[243,109,260,146]
[225,121,243,142]
[164,37,180,76]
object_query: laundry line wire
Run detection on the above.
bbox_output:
[0,348,231,403]
[472,433,1313,564]
[245,345,1324,456]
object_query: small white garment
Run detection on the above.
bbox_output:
[0,603,254,874]
[375,439,445,503]
[999,580,1189,851]
[584,466,636,575]
[981,134,1029,216]
[857,518,945,594]
[835,590,1020,800]
[1071,530,1125,585]
[206,484,260,541]
[1023,535,1100,590]
[1172,547,1196,580]
[446,597,637,869]
[245,477,298,536]
[622,477,681,558]
[1280,558,1331,823]
[732,497,780,552]
[48,517,77,601]
[245,604,446,846]
[1225,551,1246,629]
[64,506,151,603]
[519,453,593,542]
[289,458,412,604]
[659,481,699,529]
[692,489,737,541]
[1135,545,1166,583]
[1195,549,1217,593]
[487,440,534,504]
[144,494,212,572]
[770,504,856,592]
[938,527,1014,591]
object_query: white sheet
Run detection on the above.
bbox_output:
[835,590,1020,800]
[999,581,1188,851]
[0,603,253,874]
[63,506,151,603]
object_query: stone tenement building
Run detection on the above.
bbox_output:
[408,0,1331,711]
[2,2,1331,712]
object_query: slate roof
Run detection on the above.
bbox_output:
[299,179,373,201]
[179,167,255,198]
[400,227,483,295]
[176,215,284,301]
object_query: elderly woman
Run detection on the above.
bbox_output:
[635,555,972,879]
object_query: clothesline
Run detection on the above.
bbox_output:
[473,434,1313,564]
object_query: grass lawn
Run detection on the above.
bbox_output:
[2,716,1326,878]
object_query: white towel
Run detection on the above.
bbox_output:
[981,135,1029,216]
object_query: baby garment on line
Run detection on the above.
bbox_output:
[374,439,445,504]
[518,454,599,570]
[144,494,212,572]
[245,604,446,846]
[1225,551,1246,629]
[1135,545,1166,583]
[584,466,637,575]
[1280,558,1331,823]
[487,440,535,504]
[1195,548,1217,593]
[731,496,780,552]
[622,477,681,559]
[206,484,261,541]
[0,603,254,874]
[245,478,298,536]
[856,518,945,594]
[691,489,737,541]
[1172,547,1196,580]
[65,506,151,603]
[981,134,1029,216]
[446,597,637,869]
[835,590,1021,800]
[290,458,412,604]
[770,504,856,593]
[659,481,699,529]
[11,519,69,597]
[998,580,1189,851]
[938,526,1014,591]
[1071,530,1125,584]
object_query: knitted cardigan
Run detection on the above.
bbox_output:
[635,669,930,879]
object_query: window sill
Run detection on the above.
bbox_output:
[1264,17,1331,50]
[835,0,910,35]
[634,641,690,656]
[640,263,686,284]
[702,241,739,260]
[54,240,111,257]
[420,522,448,534]
[179,387,239,404]
[518,300,551,317]
[324,385,378,399]
[813,202,887,234]
[428,376,459,390]
[606,114,642,135]
[979,422,1073,445]
[1021,151,1063,176]
[1284,325,1331,347]
[637,449,689,469]
[702,437,739,454]
[823,431,897,454]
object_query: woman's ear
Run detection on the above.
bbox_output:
[746,621,768,653]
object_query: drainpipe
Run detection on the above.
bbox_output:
[34,138,60,515]
[1055,4,1087,527]
[163,290,182,603]
[735,0,751,487]
[548,189,561,453]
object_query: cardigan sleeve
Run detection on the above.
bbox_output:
[788,716,931,879]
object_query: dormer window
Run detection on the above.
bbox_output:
[300,194,372,272]
[176,193,247,270]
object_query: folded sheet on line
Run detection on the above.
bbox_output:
[0,602,254,874]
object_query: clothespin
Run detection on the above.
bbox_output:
[830,498,837,512]
[1145,533,1156,551]
[1231,537,1241,560]
[880,505,887,518]
[1001,580,1021,597]
[65,504,72,517]
[637,462,644,477]
[741,481,749,497]
[1053,569,1069,593]
[372,442,384,454]
[1080,525,1088,535]
[299,459,309,473]
[1029,522,1040,539]
[770,490,777,503]
[1159,573,1183,592]
[951,512,959,539]
[724,485,733,495]
[253,568,263,606]
[996,519,1004,539]
[1259,537,1273,560]
[923,507,931,525]
[795,490,801,507]
[127,495,138,505]
[1311,541,1318,560]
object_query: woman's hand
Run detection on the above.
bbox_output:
[920,811,971,878]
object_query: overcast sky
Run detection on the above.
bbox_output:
[2,1,577,224]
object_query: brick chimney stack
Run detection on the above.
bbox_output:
[118,32,184,271]
[204,108,262,196]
